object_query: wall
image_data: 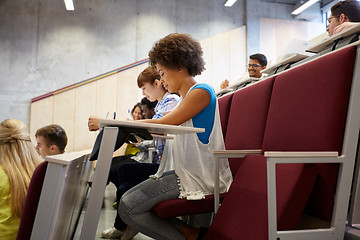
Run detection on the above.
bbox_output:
[245,0,323,55]
[260,17,325,66]
[29,27,247,152]
[0,0,246,126]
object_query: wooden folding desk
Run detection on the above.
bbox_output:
[79,119,204,240]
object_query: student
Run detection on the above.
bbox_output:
[140,97,157,119]
[220,53,268,89]
[101,66,180,239]
[124,102,144,156]
[0,119,42,239]
[247,53,267,78]
[118,33,233,240]
[35,124,67,159]
[327,0,360,37]
[127,102,143,121]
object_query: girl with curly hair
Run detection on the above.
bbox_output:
[118,33,233,240]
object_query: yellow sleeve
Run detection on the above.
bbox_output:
[0,167,20,240]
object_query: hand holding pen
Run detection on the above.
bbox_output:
[88,112,116,131]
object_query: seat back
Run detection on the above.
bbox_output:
[263,46,356,222]
[218,93,233,139]
[205,46,356,240]
[224,76,275,176]
[16,161,48,240]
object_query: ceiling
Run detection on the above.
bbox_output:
[261,0,335,8]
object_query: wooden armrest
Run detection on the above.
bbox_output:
[151,134,174,140]
[213,149,262,214]
[264,151,339,158]
[264,151,342,164]
[213,149,262,158]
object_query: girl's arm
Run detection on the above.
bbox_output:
[140,88,210,125]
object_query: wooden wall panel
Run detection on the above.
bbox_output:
[74,81,97,151]
[260,18,324,66]
[229,27,247,83]
[96,74,118,118]
[30,96,54,144]
[116,65,145,120]
[53,90,76,152]
[197,37,213,86]
[211,32,230,89]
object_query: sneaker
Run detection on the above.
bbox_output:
[101,226,124,239]
[112,201,118,209]
[120,226,139,240]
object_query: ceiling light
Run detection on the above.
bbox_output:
[224,0,237,7]
[292,0,319,15]
[64,0,74,11]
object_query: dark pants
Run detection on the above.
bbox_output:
[108,155,136,187]
[114,162,159,230]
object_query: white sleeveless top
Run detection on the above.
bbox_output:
[173,83,233,200]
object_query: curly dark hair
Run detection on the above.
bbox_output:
[148,33,205,77]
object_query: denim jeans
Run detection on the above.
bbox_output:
[119,171,185,240]
[114,162,159,230]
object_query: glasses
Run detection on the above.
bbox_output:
[327,15,339,25]
[247,64,262,68]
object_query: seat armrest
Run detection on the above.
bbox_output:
[213,149,262,213]
[214,149,262,158]
[264,151,342,164]
[264,151,338,158]
[265,151,342,239]
[151,134,174,140]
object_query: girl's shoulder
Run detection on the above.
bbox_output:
[190,83,216,98]
[191,83,214,92]
[0,166,9,192]
[163,92,181,102]
[0,166,6,176]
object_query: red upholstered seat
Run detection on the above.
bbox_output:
[262,46,355,222]
[218,93,233,138]
[152,194,226,219]
[206,155,317,240]
[16,161,48,240]
[205,46,356,239]
[152,77,275,219]
[225,76,275,151]
[225,77,275,176]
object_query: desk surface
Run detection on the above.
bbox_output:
[216,77,259,95]
[261,53,309,74]
[45,149,91,166]
[100,119,205,135]
[307,23,360,53]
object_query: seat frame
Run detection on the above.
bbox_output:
[213,45,360,240]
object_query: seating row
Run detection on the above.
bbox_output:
[153,45,360,240]
[16,150,92,240]
[18,45,359,240]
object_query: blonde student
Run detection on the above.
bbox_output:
[0,119,42,239]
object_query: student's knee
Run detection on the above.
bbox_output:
[118,195,131,222]
[119,190,137,220]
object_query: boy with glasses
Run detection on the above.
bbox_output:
[220,53,267,89]
[247,53,267,78]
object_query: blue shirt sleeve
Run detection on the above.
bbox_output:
[191,83,216,144]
